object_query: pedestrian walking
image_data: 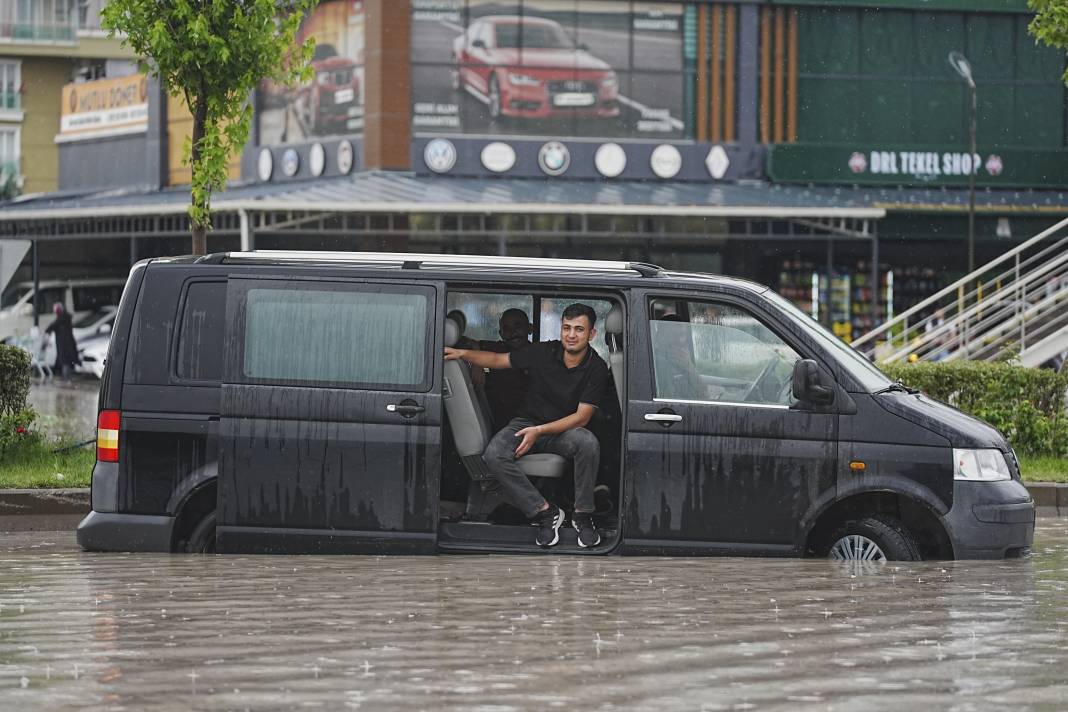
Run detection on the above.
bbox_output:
[46,303,79,380]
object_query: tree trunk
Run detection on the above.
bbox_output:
[189,98,210,256]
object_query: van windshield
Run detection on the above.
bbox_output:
[763,290,892,393]
[1,287,29,309]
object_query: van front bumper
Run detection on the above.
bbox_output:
[76,510,174,552]
[943,480,1035,559]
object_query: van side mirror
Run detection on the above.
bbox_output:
[792,359,834,406]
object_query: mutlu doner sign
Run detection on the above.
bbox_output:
[767,143,1068,189]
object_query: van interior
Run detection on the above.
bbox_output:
[437,287,624,552]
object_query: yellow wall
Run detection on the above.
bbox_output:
[166,93,241,186]
[19,57,69,194]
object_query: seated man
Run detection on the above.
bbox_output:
[444,303,609,548]
[477,307,533,430]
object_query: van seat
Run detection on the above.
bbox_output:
[604,305,624,409]
[443,317,568,484]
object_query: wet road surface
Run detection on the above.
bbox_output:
[27,379,98,443]
[2,520,1067,710]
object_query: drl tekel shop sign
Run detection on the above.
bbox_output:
[768,144,1068,188]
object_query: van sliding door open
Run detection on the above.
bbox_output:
[216,276,445,554]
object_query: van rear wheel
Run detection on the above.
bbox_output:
[185,511,217,554]
[825,514,922,562]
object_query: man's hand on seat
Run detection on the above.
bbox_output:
[444,347,464,361]
[514,425,541,457]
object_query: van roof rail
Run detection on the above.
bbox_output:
[211,250,666,277]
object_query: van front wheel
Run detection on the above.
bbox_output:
[185,511,217,554]
[825,514,922,562]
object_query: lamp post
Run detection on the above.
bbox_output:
[948,51,977,273]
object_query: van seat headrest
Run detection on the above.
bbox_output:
[605,305,624,335]
[444,318,461,347]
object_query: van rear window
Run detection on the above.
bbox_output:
[176,281,226,382]
[242,287,429,389]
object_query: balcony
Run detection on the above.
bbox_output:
[0,1,106,44]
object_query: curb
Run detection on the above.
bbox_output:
[1,484,1066,532]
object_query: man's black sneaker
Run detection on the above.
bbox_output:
[534,504,565,548]
[572,512,601,548]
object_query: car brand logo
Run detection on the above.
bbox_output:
[257,148,274,181]
[705,145,730,179]
[481,142,516,173]
[282,148,300,177]
[538,141,570,176]
[309,143,326,177]
[985,154,1003,176]
[649,144,682,179]
[336,140,354,175]
[563,80,584,91]
[594,143,627,178]
[424,138,457,173]
[848,152,868,174]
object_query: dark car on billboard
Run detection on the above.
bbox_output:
[298,44,361,135]
[451,15,620,121]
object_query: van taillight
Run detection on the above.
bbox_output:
[97,410,120,462]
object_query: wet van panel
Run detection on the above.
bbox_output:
[623,292,838,553]
[216,277,443,554]
[118,269,223,515]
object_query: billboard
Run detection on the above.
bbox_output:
[58,74,149,142]
[259,0,365,145]
[411,0,685,139]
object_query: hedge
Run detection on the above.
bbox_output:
[881,361,1068,458]
[0,344,31,416]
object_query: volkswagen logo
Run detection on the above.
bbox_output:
[424,138,457,173]
[538,141,570,176]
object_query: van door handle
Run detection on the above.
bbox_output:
[387,401,425,418]
[644,413,682,423]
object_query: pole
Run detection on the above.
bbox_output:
[870,226,879,329]
[32,239,39,328]
[968,80,977,274]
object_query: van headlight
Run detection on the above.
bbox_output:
[953,448,1011,482]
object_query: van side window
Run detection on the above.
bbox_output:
[241,287,430,389]
[176,281,226,382]
[649,298,800,407]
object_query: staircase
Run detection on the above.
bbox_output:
[852,216,1068,368]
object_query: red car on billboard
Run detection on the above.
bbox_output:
[451,15,620,121]
[299,44,362,136]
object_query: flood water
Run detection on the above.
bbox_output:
[1,521,1067,710]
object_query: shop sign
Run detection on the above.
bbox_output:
[424,138,457,173]
[768,143,1068,189]
[594,143,627,178]
[309,143,326,177]
[59,74,149,141]
[257,148,274,181]
[538,141,570,176]
[282,148,300,177]
[650,144,682,178]
[336,140,354,174]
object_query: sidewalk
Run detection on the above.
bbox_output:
[2,484,1065,532]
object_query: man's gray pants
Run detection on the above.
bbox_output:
[482,417,599,518]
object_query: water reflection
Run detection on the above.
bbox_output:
[1,520,1066,709]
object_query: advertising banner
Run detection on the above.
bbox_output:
[259,0,365,145]
[58,74,148,141]
[768,143,1068,189]
[411,0,686,139]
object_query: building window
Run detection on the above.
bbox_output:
[0,126,20,179]
[0,61,20,111]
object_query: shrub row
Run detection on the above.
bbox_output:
[881,361,1068,458]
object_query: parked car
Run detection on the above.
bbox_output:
[451,15,620,120]
[298,43,361,136]
[71,306,117,342]
[75,332,110,379]
[77,252,1034,560]
[0,279,125,344]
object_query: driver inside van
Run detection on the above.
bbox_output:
[444,303,609,549]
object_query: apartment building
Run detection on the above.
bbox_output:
[0,0,134,195]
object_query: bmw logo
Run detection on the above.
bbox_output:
[281,148,300,177]
[424,138,457,173]
[538,141,570,176]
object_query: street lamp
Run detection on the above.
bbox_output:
[948,51,977,273]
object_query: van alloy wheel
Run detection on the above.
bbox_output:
[829,534,886,561]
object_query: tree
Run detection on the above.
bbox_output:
[102,0,316,255]
[1029,0,1068,86]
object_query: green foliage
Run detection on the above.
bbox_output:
[101,0,316,234]
[1029,0,1068,85]
[0,409,40,455]
[882,361,1068,458]
[0,344,31,416]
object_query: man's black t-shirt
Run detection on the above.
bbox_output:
[478,339,530,429]
[508,341,610,425]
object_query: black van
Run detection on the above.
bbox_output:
[77,251,1035,560]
